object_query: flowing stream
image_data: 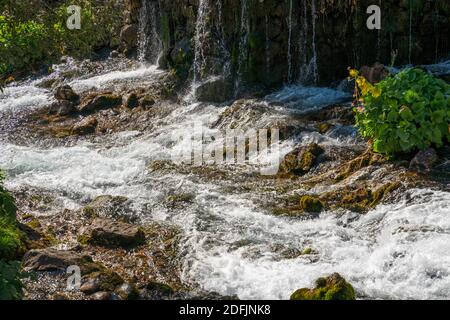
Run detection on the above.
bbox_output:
[1,58,450,300]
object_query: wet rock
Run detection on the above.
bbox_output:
[49,100,77,116]
[360,62,390,84]
[72,116,98,135]
[79,93,122,113]
[109,50,120,59]
[122,92,139,109]
[82,195,133,221]
[78,218,145,248]
[195,77,233,103]
[115,282,138,300]
[138,95,156,108]
[279,143,325,175]
[54,85,79,102]
[139,282,175,299]
[410,148,438,172]
[90,291,112,300]
[22,248,100,272]
[299,195,323,213]
[82,270,124,293]
[290,273,355,300]
[120,24,138,47]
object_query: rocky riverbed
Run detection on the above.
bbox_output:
[1,55,449,300]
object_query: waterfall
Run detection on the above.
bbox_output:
[287,0,293,83]
[193,0,210,85]
[265,14,270,78]
[311,0,318,84]
[234,0,250,96]
[298,0,318,85]
[137,0,162,64]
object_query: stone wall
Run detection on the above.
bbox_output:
[123,0,450,94]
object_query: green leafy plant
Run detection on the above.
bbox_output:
[0,260,23,300]
[350,68,450,155]
[0,170,24,300]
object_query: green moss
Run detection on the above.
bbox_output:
[290,273,355,300]
[299,196,324,213]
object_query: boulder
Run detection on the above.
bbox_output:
[79,93,122,113]
[72,116,98,135]
[22,248,99,273]
[122,93,139,109]
[299,195,324,213]
[290,273,356,300]
[409,148,438,172]
[195,77,233,103]
[54,85,79,102]
[138,95,156,108]
[120,24,138,47]
[279,143,324,175]
[115,282,139,300]
[49,100,77,116]
[78,218,145,248]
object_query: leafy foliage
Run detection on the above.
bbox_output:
[0,0,123,76]
[0,260,23,300]
[0,170,22,261]
[0,170,23,300]
[350,68,450,155]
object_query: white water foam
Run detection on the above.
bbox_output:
[183,189,450,300]
[266,85,351,113]
[0,81,53,113]
[70,64,163,93]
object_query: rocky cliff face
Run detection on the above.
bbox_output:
[123,0,449,98]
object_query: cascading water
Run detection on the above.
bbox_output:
[287,0,293,83]
[298,0,318,85]
[234,0,250,96]
[193,0,210,86]
[265,15,271,78]
[137,0,163,64]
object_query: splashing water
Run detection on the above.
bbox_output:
[137,0,163,64]
[287,0,293,83]
[1,59,449,301]
[265,85,351,114]
[234,0,250,96]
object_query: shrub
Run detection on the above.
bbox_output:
[0,0,123,76]
[0,170,24,300]
[0,260,23,300]
[350,68,450,155]
[0,171,23,261]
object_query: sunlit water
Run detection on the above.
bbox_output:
[1,62,449,300]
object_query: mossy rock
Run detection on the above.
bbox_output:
[280,143,324,175]
[335,149,386,181]
[299,195,324,213]
[290,273,356,300]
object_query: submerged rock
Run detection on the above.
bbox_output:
[49,100,77,116]
[195,77,233,103]
[79,93,122,113]
[78,218,145,248]
[22,248,100,273]
[290,273,356,300]
[72,116,98,135]
[54,85,79,102]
